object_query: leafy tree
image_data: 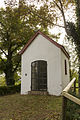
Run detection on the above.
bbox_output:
[65,0,80,93]
[0,1,38,86]
[0,6,33,85]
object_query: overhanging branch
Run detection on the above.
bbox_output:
[0,47,8,57]
[53,0,67,31]
[53,0,62,11]
[27,7,65,28]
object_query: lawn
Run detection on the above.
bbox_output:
[0,94,62,120]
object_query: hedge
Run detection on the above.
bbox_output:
[0,84,21,96]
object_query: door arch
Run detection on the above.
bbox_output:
[31,60,47,91]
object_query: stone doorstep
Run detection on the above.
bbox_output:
[28,91,48,95]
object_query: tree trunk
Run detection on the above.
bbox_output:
[4,39,15,86]
[5,57,15,86]
[5,70,15,86]
[78,66,80,94]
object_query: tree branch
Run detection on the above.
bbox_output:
[0,47,8,57]
[53,0,62,11]
[0,56,5,63]
[27,7,65,28]
[53,0,67,32]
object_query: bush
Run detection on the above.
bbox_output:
[66,92,80,120]
[66,99,80,120]
[0,84,21,96]
[0,76,6,86]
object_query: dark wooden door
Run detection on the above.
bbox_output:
[31,60,47,91]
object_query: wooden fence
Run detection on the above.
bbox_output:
[62,78,80,120]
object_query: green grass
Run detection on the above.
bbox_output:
[0,94,62,120]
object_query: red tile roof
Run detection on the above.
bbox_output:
[19,30,70,59]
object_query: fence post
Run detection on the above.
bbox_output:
[79,81,80,95]
[78,71,80,95]
[62,96,67,120]
[74,80,76,93]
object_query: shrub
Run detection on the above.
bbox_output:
[66,92,80,120]
[66,99,80,120]
[0,84,21,96]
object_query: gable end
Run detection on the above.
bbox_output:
[19,30,70,59]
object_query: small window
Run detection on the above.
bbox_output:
[65,60,67,75]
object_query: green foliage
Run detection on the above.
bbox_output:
[0,84,21,96]
[66,99,80,120]
[70,69,78,82]
[0,74,21,86]
[66,21,80,59]
[66,91,80,120]
[66,0,80,90]
[66,0,80,62]
[0,76,6,86]
[0,5,29,85]
[14,72,21,83]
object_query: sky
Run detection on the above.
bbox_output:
[0,0,5,8]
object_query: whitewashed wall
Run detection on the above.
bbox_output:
[21,34,69,96]
[61,51,70,89]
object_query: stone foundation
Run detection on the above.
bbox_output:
[28,91,48,95]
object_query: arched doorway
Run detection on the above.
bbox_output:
[31,60,47,91]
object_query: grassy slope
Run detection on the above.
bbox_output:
[0,94,62,120]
